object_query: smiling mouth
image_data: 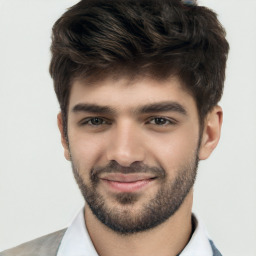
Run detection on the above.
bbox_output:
[100,173,157,193]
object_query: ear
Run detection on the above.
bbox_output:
[198,106,223,160]
[57,112,71,161]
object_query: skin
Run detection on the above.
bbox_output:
[58,75,222,256]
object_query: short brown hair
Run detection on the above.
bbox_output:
[50,0,229,134]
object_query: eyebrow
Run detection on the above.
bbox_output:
[137,102,187,115]
[72,101,187,116]
[72,104,116,115]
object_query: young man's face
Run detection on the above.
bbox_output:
[58,76,218,234]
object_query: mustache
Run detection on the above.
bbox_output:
[90,161,166,181]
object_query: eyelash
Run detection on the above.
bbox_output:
[79,117,110,126]
[146,117,177,126]
[79,116,177,127]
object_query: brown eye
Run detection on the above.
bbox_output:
[153,118,169,125]
[89,117,104,126]
[80,117,107,126]
[148,117,174,126]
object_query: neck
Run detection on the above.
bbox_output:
[85,191,193,256]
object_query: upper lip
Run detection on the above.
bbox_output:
[100,173,156,183]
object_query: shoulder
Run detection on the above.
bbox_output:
[0,229,67,256]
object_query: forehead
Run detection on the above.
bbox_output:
[68,76,196,114]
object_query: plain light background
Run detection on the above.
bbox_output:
[0,0,256,255]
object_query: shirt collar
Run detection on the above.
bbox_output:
[179,214,213,256]
[57,208,98,256]
[57,208,213,256]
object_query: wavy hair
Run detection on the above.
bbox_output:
[50,0,229,133]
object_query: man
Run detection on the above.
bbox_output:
[1,0,229,255]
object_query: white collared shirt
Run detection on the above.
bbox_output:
[57,208,213,256]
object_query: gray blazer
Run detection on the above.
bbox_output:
[0,229,66,256]
[0,229,222,256]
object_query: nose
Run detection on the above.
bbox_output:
[106,120,145,167]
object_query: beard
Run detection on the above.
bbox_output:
[71,152,199,235]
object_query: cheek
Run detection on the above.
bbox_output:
[146,127,199,175]
[68,131,107,173]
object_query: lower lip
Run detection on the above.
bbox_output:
[102,179,154,193]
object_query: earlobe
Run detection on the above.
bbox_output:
[198,106,223,160]
[57,113,71,161]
